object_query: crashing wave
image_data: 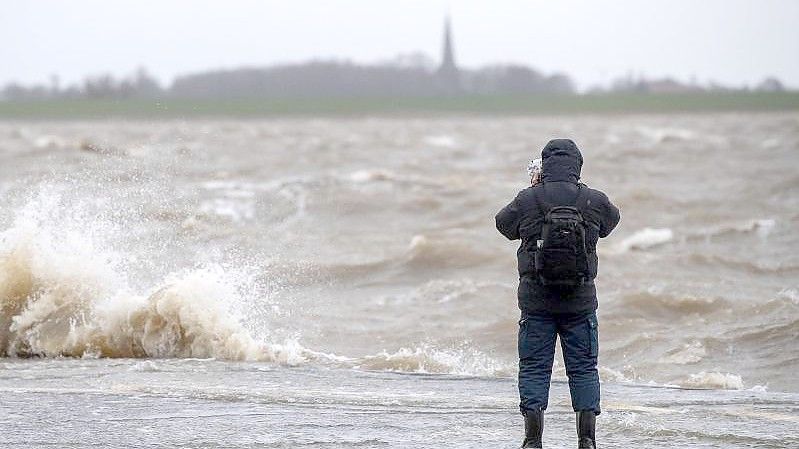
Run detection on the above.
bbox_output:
[0,247,298,361]
[0,200,308,362]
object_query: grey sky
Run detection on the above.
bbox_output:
[2,0,798,90]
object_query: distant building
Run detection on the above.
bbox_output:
[436,16,461,93]
[756,77,785,92]
[610,75,703,94]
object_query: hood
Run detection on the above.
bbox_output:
[541,138,583,183]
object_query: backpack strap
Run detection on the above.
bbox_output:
[573,185,591,278]
[532,183,551,214]
[531,185,550,256]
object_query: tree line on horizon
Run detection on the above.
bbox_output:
[0,56,788,102]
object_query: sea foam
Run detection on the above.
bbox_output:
[616,227,674,252]
[0,193,302,362]
[678,371,745,390]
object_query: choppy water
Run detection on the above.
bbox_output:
[1,113,798,447]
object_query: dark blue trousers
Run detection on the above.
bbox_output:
[518,310,600,414]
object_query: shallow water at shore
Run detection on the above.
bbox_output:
[2,359,797,448]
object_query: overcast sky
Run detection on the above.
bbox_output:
[2,0,798,90]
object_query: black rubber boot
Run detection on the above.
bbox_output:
[521,409,543,448]
[576,411,596,449]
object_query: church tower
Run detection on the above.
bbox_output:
[436,16,461,93]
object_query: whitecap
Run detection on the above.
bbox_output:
[678,371,744,390]
[616,228,673,252]
[423,135,458,148]
[349,169,393,183]
[355,343,513,377]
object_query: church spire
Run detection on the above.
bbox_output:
[441,16,456,71]
[437,15,460,92]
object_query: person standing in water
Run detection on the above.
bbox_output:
[496,139,620,448]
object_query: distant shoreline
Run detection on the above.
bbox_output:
[1,92,797,119]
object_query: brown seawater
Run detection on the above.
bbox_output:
[0,113,797,448]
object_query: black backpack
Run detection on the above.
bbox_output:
[533,184,590,288]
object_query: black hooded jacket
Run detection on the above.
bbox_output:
[495,139,620,313]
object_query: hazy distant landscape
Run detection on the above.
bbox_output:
[3,14,794,119]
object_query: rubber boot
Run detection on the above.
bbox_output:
[521,409,543,448]
[576,411,596,449]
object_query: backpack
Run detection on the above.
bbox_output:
[533,184,590,288]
